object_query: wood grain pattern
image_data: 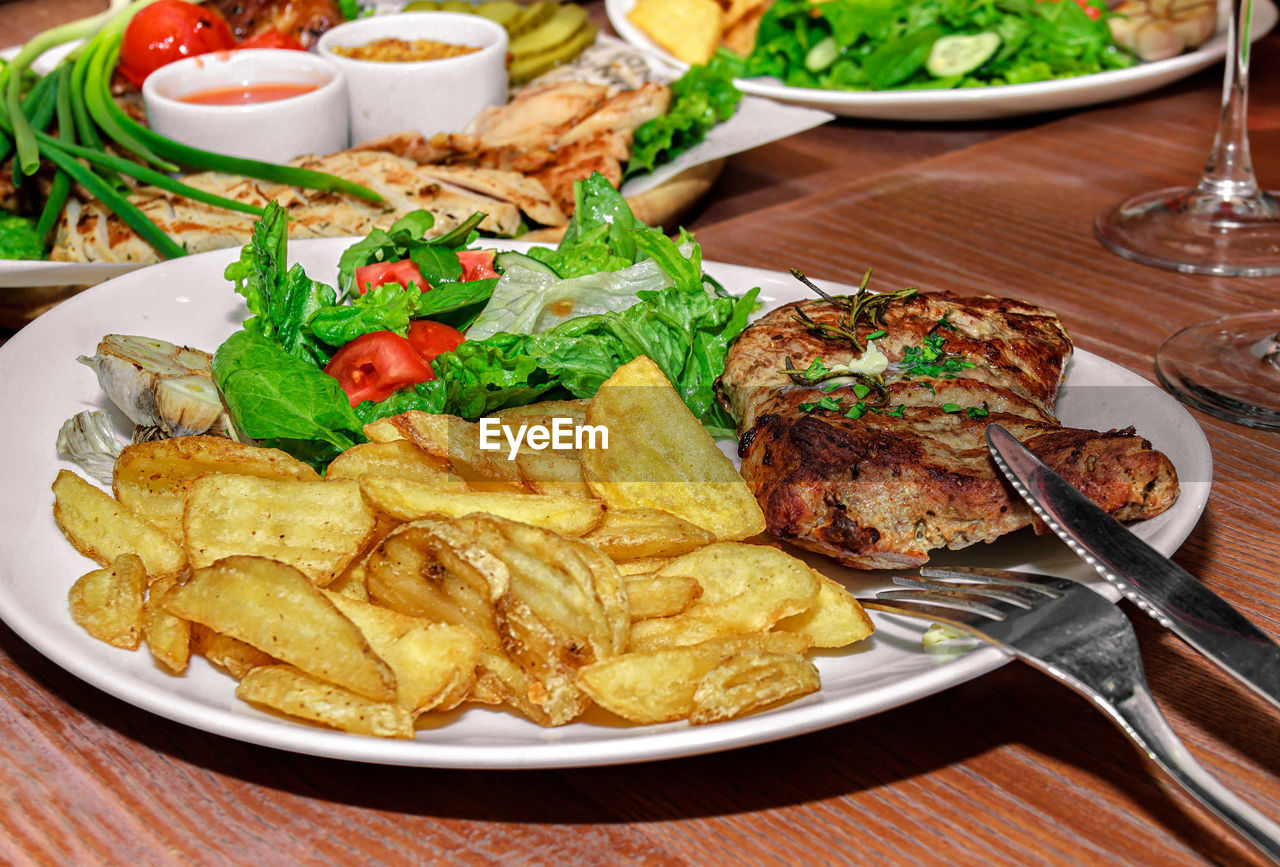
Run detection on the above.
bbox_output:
[2,2,1279,864]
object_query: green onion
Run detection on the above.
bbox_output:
[35,65,75,241]
[0,0,386,262]
[40,144,185,259]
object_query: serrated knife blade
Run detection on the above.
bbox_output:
[985,422,1280,712]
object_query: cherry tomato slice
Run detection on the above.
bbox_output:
[407,320,465,365]
[457,250,499,281]
[118,0,237,88]
[238,29,306,51]
[324,331,434,407]
[354,259,428,294]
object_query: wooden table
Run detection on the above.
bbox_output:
[3,3,1279,864]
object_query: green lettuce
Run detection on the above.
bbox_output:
[212,176,757,466]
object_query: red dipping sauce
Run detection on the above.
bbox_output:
[178,81,321,105]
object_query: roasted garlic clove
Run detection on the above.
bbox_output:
[1108,0,1219,62]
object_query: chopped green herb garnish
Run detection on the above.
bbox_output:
[804,356,831,378]
[844,402,867,420]
[967,406,990,419]
[852,381,871,399]
[865,329,887,340]
[800,395,844,413]
[899,331,977,379]
[941,403,962,413]
[790,268,917,351]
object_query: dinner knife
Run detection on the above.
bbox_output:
[985,422,1280,712]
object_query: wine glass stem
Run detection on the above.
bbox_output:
[1199,0,1259,201]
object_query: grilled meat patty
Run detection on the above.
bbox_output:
[718,291,1179,569]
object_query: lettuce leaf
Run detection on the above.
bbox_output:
[627,53,744,178]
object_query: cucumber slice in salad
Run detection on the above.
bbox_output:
[804,36,839,73]
[926,33,1000,78]
[494,250,560,277]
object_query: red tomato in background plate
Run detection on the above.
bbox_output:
[408,321,465,364]
[354,259,428,294]
[238,29,306,51]
[117,0,238,88]
[458,250,499,281]
[324,331,435,406]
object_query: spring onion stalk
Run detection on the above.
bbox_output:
[2,0,130,175]
[111,105,386,203]
[35,65,75,241]
[1,0,386,262]
[35,130,267,218]
[40,145,186,259]
[83,37,178,172]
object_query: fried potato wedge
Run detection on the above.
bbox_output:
[113,436,318,540]
[359,477,604,536]
[143,574,190,673]
[583,507,715,560]
[516,449,594,498]
[623,572,702,620]
[577,632,811,724]
[53,469,187,581]
[612,556,676,577]
[165,556,396,701]
[183,475,376,586]
[388,411,524,488]
[776,574,874,648]
[629,543,820,650]
[689,650,820,725]
[189,623,276,679]
[326,592,481,715]
[324,440,464,489]
[362,417,404,443]
[236,665,415,739]
[580,357,765,541]
[68,553,147,649]
[494,399,589,428]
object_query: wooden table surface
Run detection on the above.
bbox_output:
[3,2,1279,865]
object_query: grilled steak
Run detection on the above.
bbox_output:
[718,290,1179,569]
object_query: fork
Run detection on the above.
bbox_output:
[858,566,1280,863]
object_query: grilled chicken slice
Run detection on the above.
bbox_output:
[719,292,1179,569]
[51,149,520,264]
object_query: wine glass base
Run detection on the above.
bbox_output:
[1095,186,1280,276]
[1155,312,1280,430]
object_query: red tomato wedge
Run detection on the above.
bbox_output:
[458,250,499,281]
[239,29,306,51]
[324,332,435,406]
[408,320,465,364]
[118,0,237,88]
[354,260,428,294]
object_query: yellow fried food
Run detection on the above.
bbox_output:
[164,556,396,701]
[67,553,147,650]
[580,356,765,541]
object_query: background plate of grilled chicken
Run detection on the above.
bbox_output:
[607,0,1279,121]
[0,240,1211,768]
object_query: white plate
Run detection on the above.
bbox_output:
[0,239,1212,769]
[607,0,1278,121]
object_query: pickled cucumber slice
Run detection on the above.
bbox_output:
[508,0,559,38]
[925,32,1000,78]
[509,21,598,84]
[474,0,522,27]
[510,4,589,56]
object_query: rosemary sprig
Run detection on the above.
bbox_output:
[789,267,918,350]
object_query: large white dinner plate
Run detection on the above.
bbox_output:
[0,239,1211,769]
[607,0,1278,121]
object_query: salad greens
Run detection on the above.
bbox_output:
[211,174,758,468]
[627,53,744,178]
[0,213,43,260]
[734,0,1137,91]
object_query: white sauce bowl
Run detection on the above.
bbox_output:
[316,12,508,145]
[142,49,350,164]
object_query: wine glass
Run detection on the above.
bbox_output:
[1094,0,1280,429]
